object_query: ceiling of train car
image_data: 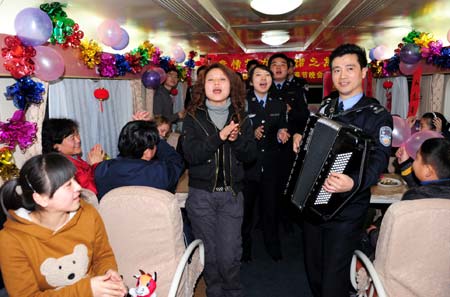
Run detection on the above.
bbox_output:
[1,0,450,55]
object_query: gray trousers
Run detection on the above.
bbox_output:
[186,187,243,297]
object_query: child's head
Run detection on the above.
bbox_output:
[420,112,448,131]
[413,138,450,181]
[164,68,179,89]
[153,115,171,138]
[188,63,246,115]
[42,119,81,155]
[0,153,77,212]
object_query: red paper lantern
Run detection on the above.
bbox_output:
[94,88,109,112]
[383,80,393,89]
[170,88,178,96]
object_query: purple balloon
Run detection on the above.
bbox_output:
[32,46,65,81]
[369,48,376,61]
[142,70,161,89]
[15,8,53,46]
[392,116,411,147]
[404,130,443,159]
[400,44,421,64]
[399,62,419,75]
[112,28,129,50]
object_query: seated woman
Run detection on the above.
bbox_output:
[42,118,105,195]
[94,120,184,199]
[0,153,126,297]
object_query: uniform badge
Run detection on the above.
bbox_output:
[379,126,392,147]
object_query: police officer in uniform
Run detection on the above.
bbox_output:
[292,44,393,297]
[242,64,289,262]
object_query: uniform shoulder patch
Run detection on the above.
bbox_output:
[379,126,392,147]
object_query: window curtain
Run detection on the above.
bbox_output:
[375,77,409,118]
[48,78,132,158]
[419,74,445,116]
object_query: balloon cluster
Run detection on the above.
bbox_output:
[97,19,129,50]
[392,116,443,159]
[369,30,450,78]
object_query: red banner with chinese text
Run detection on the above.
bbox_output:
[205,51,331,84]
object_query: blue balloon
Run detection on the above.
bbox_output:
[15,8,53,46]
[112,28,129,50]
[369,48,376,61]
[142,70,161,89]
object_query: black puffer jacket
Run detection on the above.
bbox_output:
[182,105,257,195]
[402,179,450,200]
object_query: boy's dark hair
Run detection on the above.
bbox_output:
[419,138,450,179]
[268,53,289,67]
[0,153,76,212]
[421,112,449,131]
[42,119,79,154]
[118,120,160,159]
[246,59,259,71]
[196,65,207,75]
[248,64,273,83]
[329,43,367,70]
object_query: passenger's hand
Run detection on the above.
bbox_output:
[132,111,152,121]
[433,117,442,133]
[90,274,127,297]
[88,144,105,165]
[277,128,290,144]
[228,126,240,142]
[293,133,302,153]
[406,116,416,128]
[219,121,239,141]
[254,125,264,140]
[104,270,127,295]
[178,110,186,119]
[395,145,409,164]
[322,172,354,193]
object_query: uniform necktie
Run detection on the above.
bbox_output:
[259,99,265,108]
[338,101,344,112]
[277,83,282,90]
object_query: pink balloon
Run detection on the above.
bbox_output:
[171,45,186,63]
[404,130,443,159]
[447,29,450,43]
[32,46,65,81]
[111,28,129,50]
[399,61,419,76]
[97,19,122,47]
[153,67,167,84]
[373,45,389,61]
[392,116,411,147]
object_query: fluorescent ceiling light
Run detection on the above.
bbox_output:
[251,0,302,15]
[261,30,290,46]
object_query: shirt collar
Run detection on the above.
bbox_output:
[339,93,363,110]
[255,93,268,103]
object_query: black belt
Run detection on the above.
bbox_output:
[214,186,232,192]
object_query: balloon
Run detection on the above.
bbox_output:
[32,46,65,81]
[399,62,419,75]
[404,130,443,159]
[141,70,161,89]
[97,19,122,47]
[373,45,389,60]
[14,8,53,46]
[369,48,376,61]
[399,43,421,64]
[171,45,186,63]
[153,67,167,84]
[111,28,129,50]
[392,116,411,147]
[447,29,450,43]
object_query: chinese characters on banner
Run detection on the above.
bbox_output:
[205,51,331,84]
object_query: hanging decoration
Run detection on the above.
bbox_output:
[0,147,20,181]
[5,76,45,110]
[93,88,109,112]
[79,39,103,69]
[0,110,37,150]
[369,30,450,77]
[170,88,178,96]
[382,80,393,112]
[1,35,36,79]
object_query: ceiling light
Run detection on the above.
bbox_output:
[261,30,290,46]
[251,0,302,15]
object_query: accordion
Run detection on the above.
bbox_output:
[284,114,372,222]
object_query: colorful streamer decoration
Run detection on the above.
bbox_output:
[1,35,36,79]
[0,110,37,150]
[0,147,20,181]
[5,76,45,110]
